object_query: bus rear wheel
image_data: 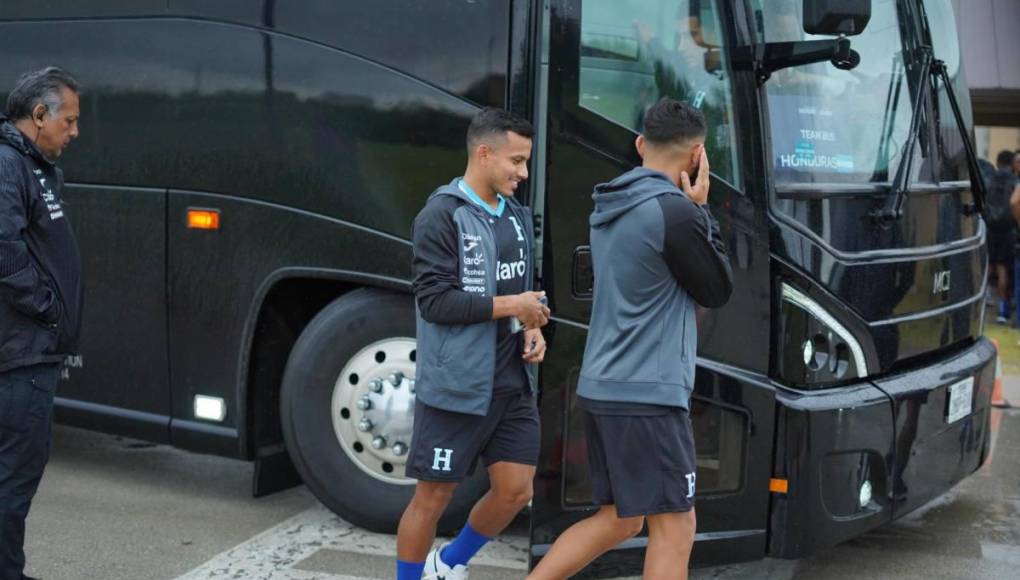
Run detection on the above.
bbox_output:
[279,288,488,533]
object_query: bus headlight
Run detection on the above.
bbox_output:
[778,283,869,387]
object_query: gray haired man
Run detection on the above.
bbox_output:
[0,66,82,580]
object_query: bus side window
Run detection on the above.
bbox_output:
[578,0,741,188]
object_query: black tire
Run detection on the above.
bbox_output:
[280,288,489,533]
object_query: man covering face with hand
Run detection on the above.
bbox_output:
[528,98,732,580]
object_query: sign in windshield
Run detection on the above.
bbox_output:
[759,0,924,185]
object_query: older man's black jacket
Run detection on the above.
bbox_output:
[0,114,81,373]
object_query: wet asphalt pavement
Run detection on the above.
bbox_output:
[21,376,1020,579]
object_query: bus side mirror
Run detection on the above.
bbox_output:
[704,49,722,76]
[803,0,871,36]
[689,0,724,76]
[689,0,722,48]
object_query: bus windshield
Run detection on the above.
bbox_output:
[760,0,928,185]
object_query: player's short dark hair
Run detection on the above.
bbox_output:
[6,66,79,121]
[642,98,706,146]
[467,107,534,150]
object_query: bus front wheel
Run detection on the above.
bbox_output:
[279,288,488,533]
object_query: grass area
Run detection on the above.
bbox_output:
[984,323,1020,374]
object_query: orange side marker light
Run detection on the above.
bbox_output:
[769,478,789,494]
[187,209,220,230]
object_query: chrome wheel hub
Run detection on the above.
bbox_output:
[330,337,417,485]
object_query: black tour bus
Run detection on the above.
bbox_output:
[0,0,996,569]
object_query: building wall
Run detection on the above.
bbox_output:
[954,0,1020,89]
[952,0,1020,126]
[976,126,1020,161]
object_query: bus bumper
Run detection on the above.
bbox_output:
[767,338,997,558]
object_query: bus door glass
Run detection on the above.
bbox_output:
[569,0,748,503]
[577,0,742,188]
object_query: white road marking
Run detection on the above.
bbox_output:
[981,542,1020,565]
[174,503,527,580]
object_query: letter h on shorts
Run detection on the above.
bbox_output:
[432,448,454,472]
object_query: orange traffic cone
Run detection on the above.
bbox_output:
[990,339,1010,408]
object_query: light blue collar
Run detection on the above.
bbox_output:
[458,178,505,217]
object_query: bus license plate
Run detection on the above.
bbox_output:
[946,377,974,424]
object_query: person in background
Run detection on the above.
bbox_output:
[1010,152,1020,342]
[986,150,1018,324]
[0,66,82,580]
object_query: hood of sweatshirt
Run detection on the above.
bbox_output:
[0,114,54,166]
[429,178,476,204]
[428,177,524,216]
[589,167,677,229]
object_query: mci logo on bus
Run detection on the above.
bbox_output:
[933,270,951,294]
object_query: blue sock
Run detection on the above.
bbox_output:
[396,559,425,580]
[441,523,491,567]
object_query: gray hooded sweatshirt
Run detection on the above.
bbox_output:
[411,179,536,416]
[577,167,732,409]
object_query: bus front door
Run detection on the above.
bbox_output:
[530,0,777,570]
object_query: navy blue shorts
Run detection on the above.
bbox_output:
[406,390,539,482]
[584,406,697,517]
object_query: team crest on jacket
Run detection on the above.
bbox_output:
[461,232,487,294]
[34,168,63,220]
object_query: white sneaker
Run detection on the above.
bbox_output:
[423,544,469,580]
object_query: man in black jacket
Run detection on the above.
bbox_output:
[0,66,82,580]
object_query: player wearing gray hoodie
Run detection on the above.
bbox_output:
[529,98,732,580]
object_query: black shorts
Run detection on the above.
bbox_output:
[406,391,540,482]
[988,232,1015,266]
[585,406,697,518]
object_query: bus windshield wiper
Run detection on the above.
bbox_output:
[916,0,987,216]
[870,47,932,223]
[930,59,986,216]
[874,55,905,179]
[872,49,987,222]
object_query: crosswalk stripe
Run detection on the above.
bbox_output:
[174,503,528,580]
